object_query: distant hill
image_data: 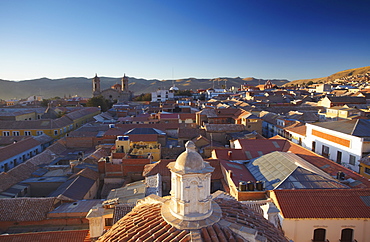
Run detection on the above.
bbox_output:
[0,76,289,100]
[285,66,370,86]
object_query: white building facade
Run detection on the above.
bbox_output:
[151,89,174,102]
[305,123,364,172]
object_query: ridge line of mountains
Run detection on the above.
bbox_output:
[1,66,369,100]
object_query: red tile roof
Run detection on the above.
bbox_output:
[272,189,370,219]
[213,149,248,160]
[115,123,180,131]
[219,159,256,185]
[128,134,159,142]
[285,124,307,136]
[0,230,89,242]
[179,113,196,120]
[159,113,179,119]
[0,137,41,162]
[69,167,99,181]
[0,197,55,222]
[236,139,287,158]
[97,198,288,242]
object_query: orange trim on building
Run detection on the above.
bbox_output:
[312,129,350,148]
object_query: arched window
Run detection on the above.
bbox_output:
[340,228,353,242]
[313,228,326,242]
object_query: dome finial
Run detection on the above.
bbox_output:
[185,140,196,151]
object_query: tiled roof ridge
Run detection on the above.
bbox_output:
[0,149,59,192]
[0,229,90,242]
[0,136,41,162]
[98,197,288,241]
[0,197,56,222]
[273,188,370,219]
[68,167,99,181]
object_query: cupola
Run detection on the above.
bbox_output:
[162,141,221,230]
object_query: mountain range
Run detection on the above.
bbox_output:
[0,76,289,100]
[1,66,369,100]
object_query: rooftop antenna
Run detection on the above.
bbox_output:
[172,67,175,87]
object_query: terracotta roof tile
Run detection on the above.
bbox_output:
[178,128,203,139]
[213,149,248,160]
[115,123,180,132]
[97,198,288,242]
[0,230,89,242]
[205,124,246,132]
[179,113,196,120]
[49,176,95,201]
[83,148,110,164]
[65,107,100,121]
[272,188,370,219]
[69,167,99,181]
[46,140,68,155]
[0,197,55,222]
[285,124,306,136]
[219,159,256,185]
[0,137,40,162]
[129,134,159,142]
[0,148,57,192]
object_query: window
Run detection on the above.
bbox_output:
[365,167,370,175]
[13,131,20,136]
[3,131,10,136]
[313,228,326,242]
[336,151,342,164]
[105,218,113,226]
[54,130,58,135]
[349,155,356,165]
[322,145,329,158]
[36,131,44,135]
[24,131,31,136]
[340,228,353,242]
[312,141,316,152]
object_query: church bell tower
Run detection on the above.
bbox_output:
[92,74,101,97]
[121,74,129,92]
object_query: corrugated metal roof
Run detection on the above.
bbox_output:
[247,151,340,190]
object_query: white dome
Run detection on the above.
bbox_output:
[169,86,179,91]
[174,141,205,173]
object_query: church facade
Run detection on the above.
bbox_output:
[92,74,133,102]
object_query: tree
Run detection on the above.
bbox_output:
[307,81,314,86]
[175,90,192,97]
[86,96,109,111]
[134,93,151,101]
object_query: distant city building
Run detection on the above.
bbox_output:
[151,89,174,102]
[92,74,133,102]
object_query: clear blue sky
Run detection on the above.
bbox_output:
[1,0,369,81]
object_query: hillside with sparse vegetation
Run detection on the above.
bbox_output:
[285,66,370,87]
